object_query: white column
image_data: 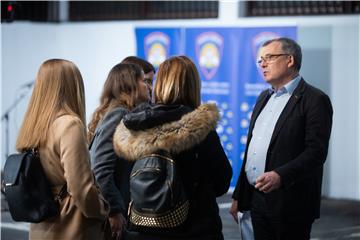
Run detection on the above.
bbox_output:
[219,0,239,23]
[329,20,360,199]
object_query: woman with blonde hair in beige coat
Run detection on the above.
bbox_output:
[16,59,109,240]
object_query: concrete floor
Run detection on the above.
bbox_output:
[218,195,360,240]
[1,193,360,240]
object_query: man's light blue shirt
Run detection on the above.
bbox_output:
[245,75,301,186]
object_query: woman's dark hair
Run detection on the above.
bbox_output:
[121,56,155,74]
[88,63,143,142]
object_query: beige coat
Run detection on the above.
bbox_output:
[29,115,109,240]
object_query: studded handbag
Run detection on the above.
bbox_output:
[128,151,189,231]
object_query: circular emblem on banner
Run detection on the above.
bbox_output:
[196,32,224,80]
[148,43,166,68]
[144,32,170,68]
[199,43,220,69]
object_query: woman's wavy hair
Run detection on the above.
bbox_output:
[87,63,144,142]
[154,56,201,109]
[16,59,86,151]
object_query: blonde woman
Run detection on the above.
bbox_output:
[16,59,108,240]
[113,56,232,240]
[88,63,149,240]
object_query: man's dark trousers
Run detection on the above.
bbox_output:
[251,190,313,240]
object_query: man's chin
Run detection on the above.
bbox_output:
[264,78,272,84]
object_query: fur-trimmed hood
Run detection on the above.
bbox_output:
[113,103,220,161]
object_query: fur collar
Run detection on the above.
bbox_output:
[114,103,219,161]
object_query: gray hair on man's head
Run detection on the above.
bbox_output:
[263,37,302,71]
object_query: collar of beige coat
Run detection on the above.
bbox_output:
[113,103,220,161]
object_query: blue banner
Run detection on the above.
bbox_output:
[184,28,243,188]
[135,28,183,70]
[136,26,297,188]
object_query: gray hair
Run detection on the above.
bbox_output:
[263,37,302,71]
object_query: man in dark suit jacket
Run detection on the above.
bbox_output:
[230,38,333,240]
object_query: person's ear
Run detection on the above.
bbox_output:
[287,55,295,68]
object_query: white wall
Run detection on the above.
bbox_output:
[1,1,359,199]
[1,22,136,166]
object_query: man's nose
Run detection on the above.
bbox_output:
[260,61,267,68]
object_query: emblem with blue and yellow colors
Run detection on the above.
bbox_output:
[195,32,224,80]
[145,32,170,68]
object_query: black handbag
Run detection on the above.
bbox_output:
[2,149,67,223]
[128,150,189,232]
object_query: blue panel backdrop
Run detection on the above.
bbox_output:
[135,28,183,70]
[184,28,243,188]
[136,26,297,188]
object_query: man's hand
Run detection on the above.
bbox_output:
[255,171,281,193]
[229,199,239,224]
[109,213,126,240]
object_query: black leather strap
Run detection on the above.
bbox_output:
[55,184,68,201]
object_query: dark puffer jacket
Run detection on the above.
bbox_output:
[113,103,232,240]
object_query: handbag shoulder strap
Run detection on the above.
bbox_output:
[33,147,68,202]
[88,136,95,151]
[55,184,68,202]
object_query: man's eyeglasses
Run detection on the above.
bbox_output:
[257,53,289,66]
[144,78,153,87]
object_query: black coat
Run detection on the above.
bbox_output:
[113,103,233,240]
[90,107,133,217]
[232,79,333,221]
